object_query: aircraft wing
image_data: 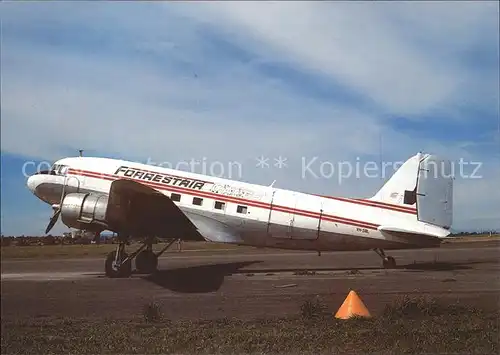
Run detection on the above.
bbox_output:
[106,179,241,242]
[377,225,443,247]
[182,210,244,244]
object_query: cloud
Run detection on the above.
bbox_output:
[1,1,498,234]
[453,162,500,231]
[175,1,498,117]
[2,41,383,164]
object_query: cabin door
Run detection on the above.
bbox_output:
[316,201,329,240]
[288,195,321,240]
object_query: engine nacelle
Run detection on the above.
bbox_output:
[60,193,110,232]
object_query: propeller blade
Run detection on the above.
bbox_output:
[45,209,61,234]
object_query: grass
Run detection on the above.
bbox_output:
[0,242,249,260]
[1,296,498,354]
[444,233,500,242]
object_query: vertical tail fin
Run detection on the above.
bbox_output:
[370,152,453,229]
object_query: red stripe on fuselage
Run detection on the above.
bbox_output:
[67,169,381,230]
[315,194,417,214]
[69,169,415,214]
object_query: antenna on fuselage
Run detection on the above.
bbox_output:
[269,180,276,187]
[79,149,84,157]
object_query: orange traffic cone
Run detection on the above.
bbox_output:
[335,290,371,319]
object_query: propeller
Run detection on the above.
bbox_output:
[45,204,61,234]
[44,173,72,234]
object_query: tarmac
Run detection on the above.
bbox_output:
[1,240,499,321]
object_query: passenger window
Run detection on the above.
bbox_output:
[193,197,203,206]
[237,205,248,214]
[214,201,225,210]
[171,193,181,202]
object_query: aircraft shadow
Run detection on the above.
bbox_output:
[398,260,490,271]
[139,259,493,293]
[141,261,261,293]
[238,260,491,274]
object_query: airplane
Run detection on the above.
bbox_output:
[26,151,454,278]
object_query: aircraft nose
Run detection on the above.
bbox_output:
[27,174,39,193]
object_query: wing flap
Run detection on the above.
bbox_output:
[183,211,243,244]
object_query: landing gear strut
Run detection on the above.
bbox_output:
[104,235,178,278]
[373,248,397,269]
[105,234,132,278]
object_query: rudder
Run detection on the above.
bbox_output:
[415,154,453,229]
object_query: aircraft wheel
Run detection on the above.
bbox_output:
[105,251,132,278]
[383,256,397,269]
[135,250,158,274]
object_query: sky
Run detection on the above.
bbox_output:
[1,1,499,235]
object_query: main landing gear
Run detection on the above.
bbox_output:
[373,248,397,269]
[104,235,178,278]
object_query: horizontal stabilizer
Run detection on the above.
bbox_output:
[378,225,446,246]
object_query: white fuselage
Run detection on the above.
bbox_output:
[26,156,449,251]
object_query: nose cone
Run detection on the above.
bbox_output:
[26,174,64,205]
[27,175,38,193]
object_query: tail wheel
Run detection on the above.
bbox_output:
[383,256,397,269]
[135,250,158,274]
[105,251,132,278]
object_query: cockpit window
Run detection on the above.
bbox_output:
[35,162,70,176]
[48,164,69,176]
